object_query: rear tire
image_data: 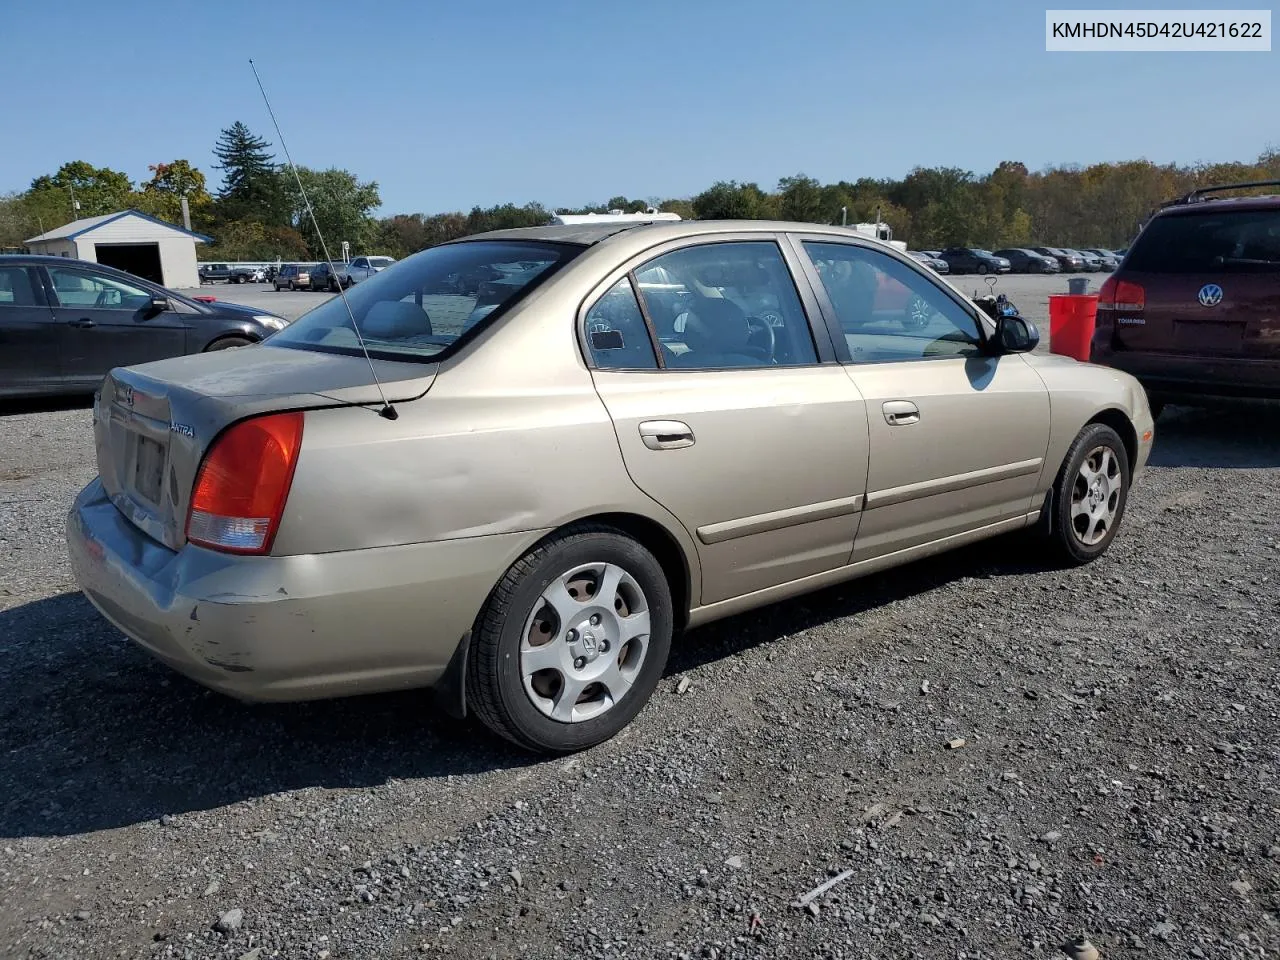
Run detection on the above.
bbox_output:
[977,263,988,275]
[1043,423,1131,566]
[466,525,674,754]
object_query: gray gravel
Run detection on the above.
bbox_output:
[2,387,1278,958]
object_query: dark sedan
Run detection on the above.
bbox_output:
[1031,247,1085,272]
[993,248,1060,274]
[1065,248,1103,272]
[0,255,289,399]
[1083,248,1120,271]
[906,250,950,273]
[936,248,1011,274]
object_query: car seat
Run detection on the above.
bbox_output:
[671,297,761,367]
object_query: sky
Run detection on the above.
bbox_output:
[3,0,1277,215]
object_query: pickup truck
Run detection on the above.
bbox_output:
[198,263,232,284]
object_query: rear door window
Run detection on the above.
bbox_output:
[1128,209,1280,273]
[0,266,39,306]
[630,241,819,369]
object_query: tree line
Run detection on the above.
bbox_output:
[3,120,1278,261]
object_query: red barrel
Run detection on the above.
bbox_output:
[1047,294,1099,362]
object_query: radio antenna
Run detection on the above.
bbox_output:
[249,59,397,420]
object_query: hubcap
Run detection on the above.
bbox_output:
[1070,445,1123,546]
[520,562,651,723]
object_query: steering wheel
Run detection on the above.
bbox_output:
[744,315,777,361]
[903,295,932,330]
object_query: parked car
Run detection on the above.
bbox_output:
[335,256,397,289]
[1091,181,1280,417]
[993,248,1060,274]
[230,266,265,284]
[308,261,339,291]
[1031,247,1085,272]
[274,263,313,291]
[906,250,949,273]
[1083,248,1121,271]
[198,263,232,284]
[936,248,1011,274]
[1065,249,1103,272]
[65,221,1154,754]
[0,255,289,399]
[920,250,942,259]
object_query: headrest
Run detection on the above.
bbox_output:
[361,300,432,339]
[683,297,749,352]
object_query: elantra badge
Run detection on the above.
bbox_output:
[1198,283,1223,307]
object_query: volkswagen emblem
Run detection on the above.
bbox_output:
[1197,283,1223,307]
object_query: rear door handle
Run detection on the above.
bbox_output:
[882,400,920,425]
[639,420,695,450]
[68,318,95,328]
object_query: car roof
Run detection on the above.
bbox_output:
[454,219,899,251]
[1157,194,1280,217]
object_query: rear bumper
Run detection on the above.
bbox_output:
[66,478,538,702]
[1092,351,1280,400]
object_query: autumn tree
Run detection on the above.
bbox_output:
[135,160,214,229]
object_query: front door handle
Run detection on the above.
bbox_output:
[639,420,695,450]
[68,318,96,328]
[882,400,920,425]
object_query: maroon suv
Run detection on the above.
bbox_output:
[1090,181,1280,417]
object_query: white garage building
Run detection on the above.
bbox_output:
[25,209,212,289]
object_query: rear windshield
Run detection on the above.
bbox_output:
[269,240,578,361]
[1128,209,1280,273]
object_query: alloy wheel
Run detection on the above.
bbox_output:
[520,562,651,723]
[1070,445,1123,546]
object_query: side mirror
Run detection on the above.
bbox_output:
[994,314,1039,354]
[145,295,169,316]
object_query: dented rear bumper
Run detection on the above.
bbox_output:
[66,478,538,702]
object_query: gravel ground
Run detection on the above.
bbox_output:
[2,389,1278,958]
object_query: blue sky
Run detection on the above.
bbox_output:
[4,0,1276,213]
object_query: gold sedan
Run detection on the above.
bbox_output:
[67,221,1154,753]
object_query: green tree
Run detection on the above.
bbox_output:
[201,219,310,262]
[289,167,381,256]
[135,160,214,229]
[776,174,826,223]
[691,181,774,220]
[212,122,289,226]
[28,160,135,221]
[465,202,550,234]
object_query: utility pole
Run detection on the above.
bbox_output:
[68,183,81,220]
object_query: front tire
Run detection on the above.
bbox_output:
[1044,423,1131,565]
[205,336,254,351]
[467,525,674,754]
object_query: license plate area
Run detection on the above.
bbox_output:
[133,434,166,505]
[1173,320,1245,353]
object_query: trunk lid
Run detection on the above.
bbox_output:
[95,344,436,550]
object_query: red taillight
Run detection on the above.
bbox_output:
[186,412,304,554]
[1098,275,1145,312]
